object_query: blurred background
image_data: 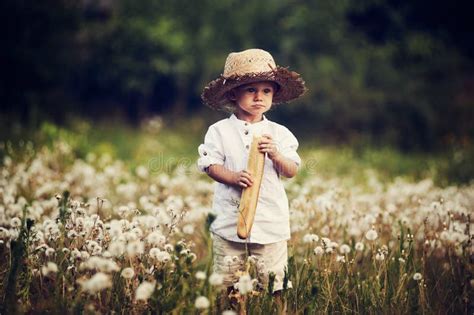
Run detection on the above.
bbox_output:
[1,0,473,183]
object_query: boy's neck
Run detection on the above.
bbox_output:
[235,112,264,124]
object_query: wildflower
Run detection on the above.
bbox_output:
[365,229,378,241]
[41,262,58,276]
[80,257,119,273]
[121,267,135,279]
[314,246,324,255]
[126,240,144,257]
[340,244,351,254]
[398,258,406,263]
[413,273,422,281]
[146,231,165,246]
[136,165,149,179]
[321,237,331,247]
[164,244,174,252]
[86,240,100,253]
[108,241,125,257]
[375,252,385,261]
[149,247,161,259]
[187,252,197,263]
[10,217,21,228]
[195,271,206,280]
[355,242,365,251]
[194,296,210,309]
[182,224,195,235]
[156,251,171,263]
[336,255,346,263]
[0,227,10,239]
[222,311,237,315]
[247,255,257,264]
[45,247,55,257]
[303,233,319,243]
[67,230,77,239]
[208,272,224,286]
[235,274,253,294]
[79,272,112,294]
[135,281,155,301]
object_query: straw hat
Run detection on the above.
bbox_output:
[202,48,307,111]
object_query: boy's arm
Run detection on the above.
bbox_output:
[268,152,298,178]
[206,165,254,188]
[258,135,299,178]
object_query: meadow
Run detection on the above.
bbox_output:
[0,117,472,314]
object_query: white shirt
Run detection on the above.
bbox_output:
[197,114,301,244]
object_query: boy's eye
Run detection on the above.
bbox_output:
[246,87,256,93]
[263,88,273,94]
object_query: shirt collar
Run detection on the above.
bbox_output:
[229,114,267,127]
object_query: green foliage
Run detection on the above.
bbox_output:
[2,0,473,150]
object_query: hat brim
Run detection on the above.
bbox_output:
[201,66,307,111]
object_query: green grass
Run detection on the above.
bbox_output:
[1,117,472,186]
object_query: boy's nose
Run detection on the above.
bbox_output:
[254,90,263,100]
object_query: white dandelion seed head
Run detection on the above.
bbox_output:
[413,273,422,281]
[156,251,171,263]
[41,262,58,276]
[355,242,365,251]
[108,241,126,257]
[126,240,144,258]
[121,267,135,279]
[340,244,351,254]
[365,229,378,241]
[375,252,385,261]
[135,281,155,301]
[146,231,165,246]
[194,296,210,309]
[10,217,21,228]
[314,246,324,256]
[45,247,56,257]
[182,224,195,235]
[208,272,224,286]
[303,233,319,243]
[235,274,253,295]
[79,272,112,294]
[195,271,206,280]
[149,247,161,259]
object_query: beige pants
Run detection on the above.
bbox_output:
[211,233,292,292]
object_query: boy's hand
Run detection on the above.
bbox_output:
[232,170,253,188]
[258,134,279,159]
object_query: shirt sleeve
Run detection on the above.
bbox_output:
[278,127,301,166]
[197,125,225,172]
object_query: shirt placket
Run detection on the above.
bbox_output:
[242,121,251,151]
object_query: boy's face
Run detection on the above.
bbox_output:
[232,81,276,121]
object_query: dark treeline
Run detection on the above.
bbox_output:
[1,0,473,150]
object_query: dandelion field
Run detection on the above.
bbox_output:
[0,119,472,314]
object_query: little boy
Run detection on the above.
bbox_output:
[198,49,306,295]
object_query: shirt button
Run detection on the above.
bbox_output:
[203,151,207,156]
[244,130,249,135]
[244,123,248,126]
[245,145,249,149]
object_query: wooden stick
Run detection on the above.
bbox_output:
[237,136,265,239]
